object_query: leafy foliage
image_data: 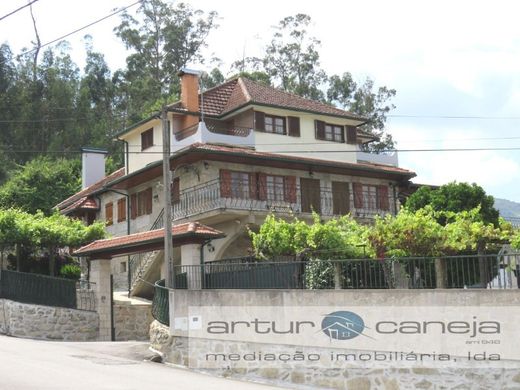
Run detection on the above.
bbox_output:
[0,208,106,275]
[114,0,218,119]
[59,263,82,280]
[405,182,500,226]
[0,157,80,215]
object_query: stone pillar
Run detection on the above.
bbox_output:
[180,244,202,290]
[90,259,112,341]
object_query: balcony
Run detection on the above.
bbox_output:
[172,120,254,151]
[170,179,396,223]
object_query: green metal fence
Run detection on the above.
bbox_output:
[171,253,520,290]
[0,270,77,309]
[152,279,170,326]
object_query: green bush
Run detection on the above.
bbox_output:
[59,264,81,280]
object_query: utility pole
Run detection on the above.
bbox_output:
[162,106,173,288]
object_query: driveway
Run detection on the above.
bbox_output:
[0,335,287,390]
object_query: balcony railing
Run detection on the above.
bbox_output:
[171,179,396,221]
[172,121,255,151]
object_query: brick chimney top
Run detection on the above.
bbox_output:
[178,68,200,114]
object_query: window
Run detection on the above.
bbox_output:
[353,183,390,211]
[117,198,126,222]
[316,120,344,142]
[130,188,152,219]
[120,261,127,273]
[266,175,285,201]
[105,202,113,226]
[363,185,378,210]
[255,111,286,134]
[231,171,250,199]
[264,115,286,134]
[324,124,344,142]
[141,128,154,150]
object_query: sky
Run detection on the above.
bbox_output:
[1,0,520,202]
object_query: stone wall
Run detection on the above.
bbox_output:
[114,300,153,341]
[150,324,520,390]
[0,298,98,341]
[151,289,520,389]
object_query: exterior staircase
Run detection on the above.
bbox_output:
[128,209,165,298]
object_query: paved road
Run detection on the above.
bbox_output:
[0,335,287,390]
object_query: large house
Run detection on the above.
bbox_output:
[57,70,415,297]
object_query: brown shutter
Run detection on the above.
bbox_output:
[146,188,153,214]
[254,111,265,131]
[378,185,390,211]
[117,198,126,222]
[130,193,137,219]
[171,178,180,204]
[105,202,113,226]
[315,120,325,140]
[300,178,321,213]
[288,116,300,137]
[346,126,358,144]
[332,181,350,215]
[220,169,232,197]
[353,183,364,208]
[284,176,297,203]
[257,173,267,201]
[249,173,257,199]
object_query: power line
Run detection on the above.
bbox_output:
[388,114,520,120]
[0,0,38,22]
[4,146,520,155]
[0,0,142,66]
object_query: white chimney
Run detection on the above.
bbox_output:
[81,147,107,189]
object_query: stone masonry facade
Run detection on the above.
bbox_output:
[114,301,154,341]
[150,320,520,390]
[0,298,98,341]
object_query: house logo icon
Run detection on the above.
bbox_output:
[320,311,366,340]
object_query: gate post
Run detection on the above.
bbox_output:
[90,258,112,341]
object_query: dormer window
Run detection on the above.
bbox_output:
[141,128,154,150]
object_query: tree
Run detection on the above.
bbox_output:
[327,74,396,152]
[262,14,327,100]
[114,0,218,119]
[369,207,446,258]
[0,208,106,275]
[405,182,500,226]
[0,157,80,215]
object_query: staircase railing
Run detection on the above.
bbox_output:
[128,208,165,293]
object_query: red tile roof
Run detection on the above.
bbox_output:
[56,168,125,212]
[61,197,99,215]
[74,222,225,257]
[171,77,365,120]
[185,143,415,177]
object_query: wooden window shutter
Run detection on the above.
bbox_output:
[332,181,350,215]
[346,126,358,144]
[220,169,232,197]
[117,198,126,222]
[254,111,265,131]
[171,178,180,204]
[353,183,364,208]
[378,185,390,211]
[284,176,297,203]
[287,116,300,137]
[145,188,153,214]
[257,173,267,201]
[105,202,113,225]
[130,193,137,219]
[315,120,325,140]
